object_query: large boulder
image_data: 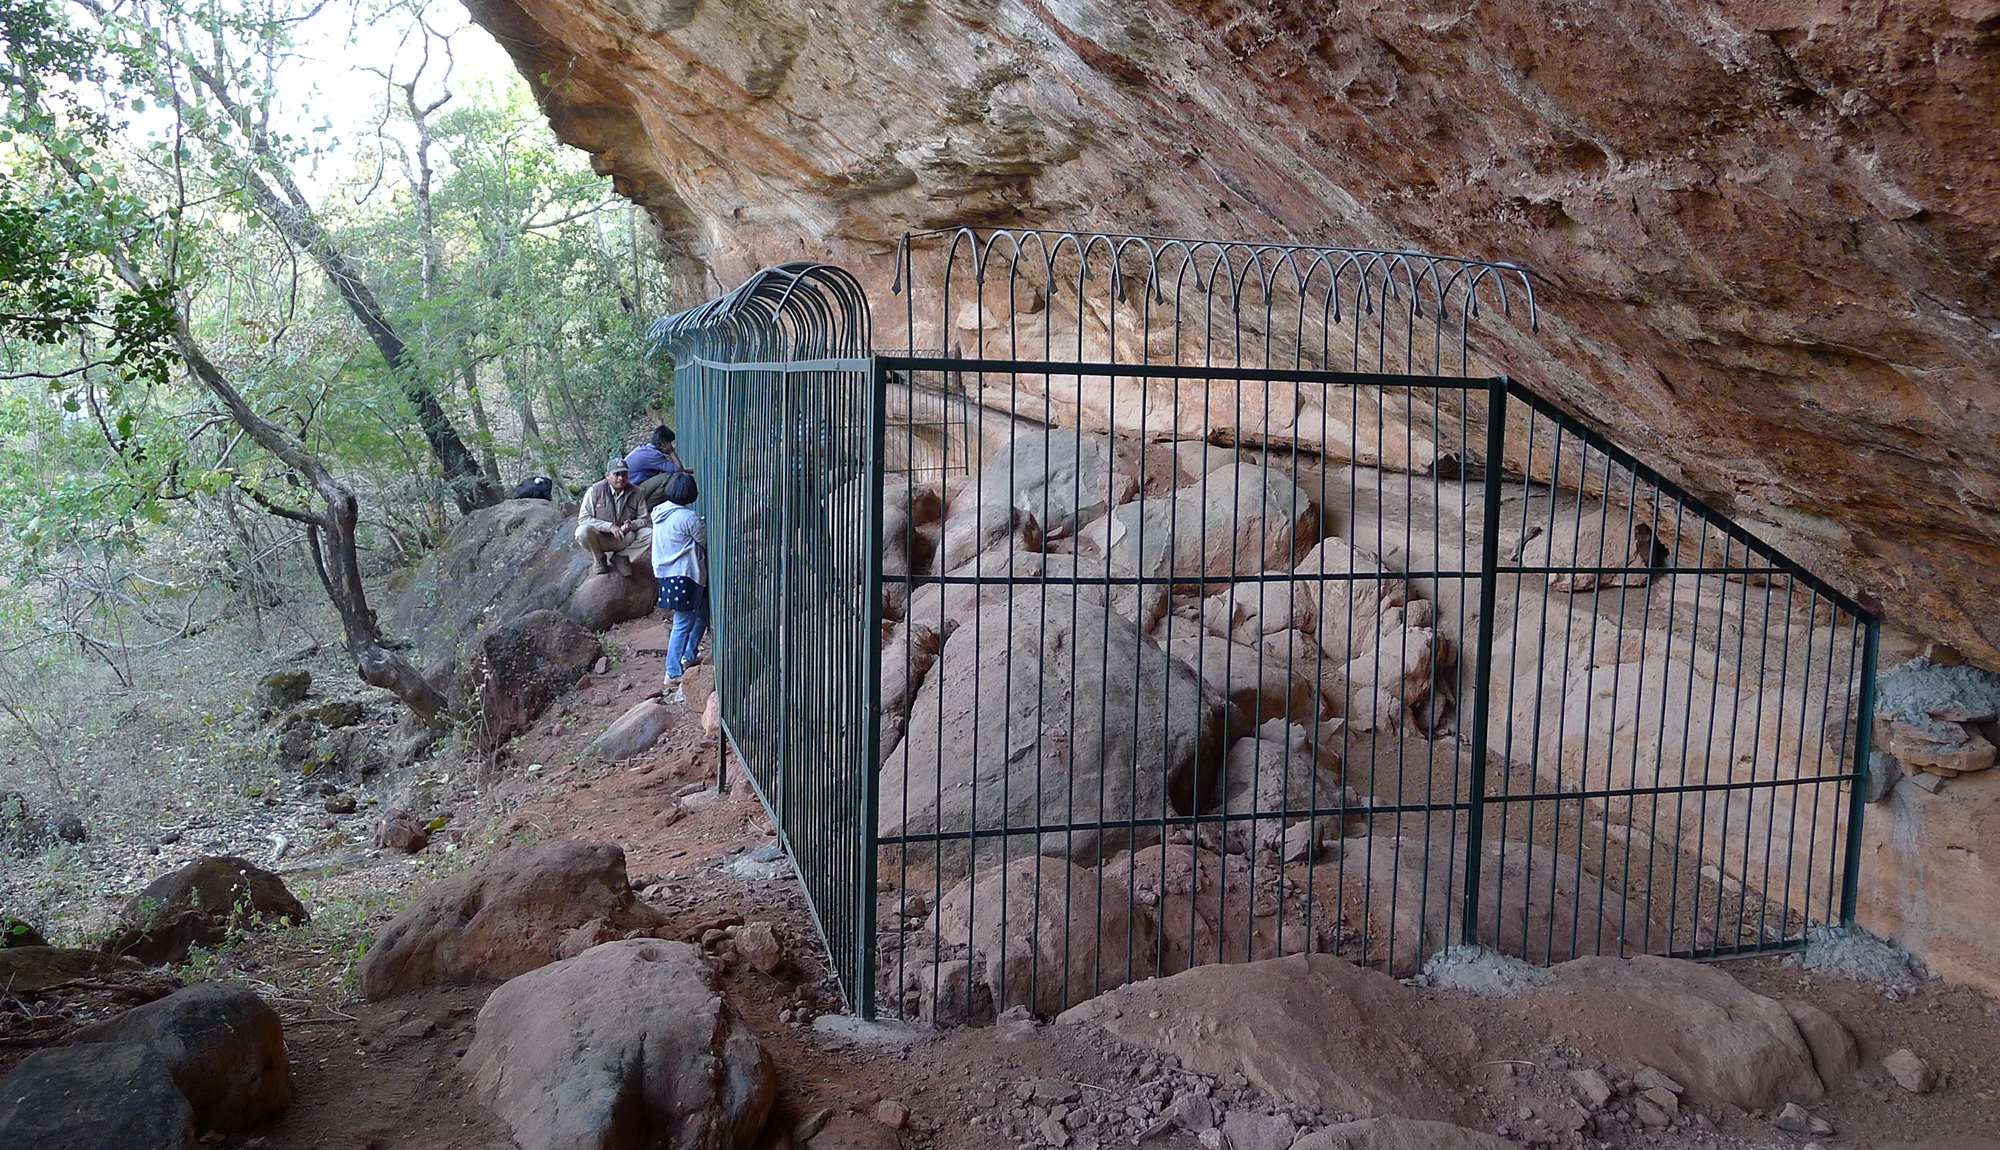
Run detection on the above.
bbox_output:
[1087,463,1320,581]
[464,938,774,1150]
[68,982,290,1133]
[1310,835,1669,977]
[477,608,604,748]
[104,858,308,966]
[968,428,1139,539]
[902,550,1169,639]
[1513,954,1848,1110]
[926,855,1159,1017]
[356,840,666,1000]
[567,561,660,632]
[879,589,1226,865]
[1164,626,1323,726]
[0,1042,193,1149]
[902,550,1046,639]
[1056,953,1478,1121]
[385,497,653,685]
[385,498,593,667]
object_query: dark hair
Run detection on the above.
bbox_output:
[652,425,676,447]
[661,471,699,506]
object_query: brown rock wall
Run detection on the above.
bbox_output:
[464,0,1999,663]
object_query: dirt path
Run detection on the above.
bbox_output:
[20,612,1996,1150]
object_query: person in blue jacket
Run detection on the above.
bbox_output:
[626,425,689,508]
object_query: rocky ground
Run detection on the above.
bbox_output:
[3,608,1998,1150]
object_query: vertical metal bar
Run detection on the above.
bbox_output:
[778,367,795,816]
[1462,376,1508,945]
[1839,617,1879,925]
[858,356,887,1018]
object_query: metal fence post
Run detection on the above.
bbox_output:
[1461,376,1509,948]
[777,366,794,816]
[858,356,887,1018]
[1839,618,1880,925]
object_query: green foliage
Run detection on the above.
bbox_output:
[0,0,681,766]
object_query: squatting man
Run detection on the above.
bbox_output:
[575,458,651,575]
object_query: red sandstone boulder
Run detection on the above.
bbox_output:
[464,938,773,1150]
[1513,954,1852,1110]
[566,559,658,632]
[1056,953,1478,1122]
[356,840,666,1000]
[476,608,602,748]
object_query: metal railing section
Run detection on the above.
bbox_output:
[650,263,884,1012]
[651,233,1877,1022]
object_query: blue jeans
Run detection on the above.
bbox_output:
[666,592,709,679]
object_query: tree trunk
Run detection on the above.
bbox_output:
[178,56,502,515]
[174,323,449,720]
[464,359,502,486]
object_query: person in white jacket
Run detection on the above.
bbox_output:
[650,472,708,699]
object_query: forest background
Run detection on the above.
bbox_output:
[0,0,677,868]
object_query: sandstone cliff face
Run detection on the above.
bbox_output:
[465,0,1997,661]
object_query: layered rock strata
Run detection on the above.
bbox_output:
[464,0,2000,667]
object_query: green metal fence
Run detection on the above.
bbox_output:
[652,231,1878,1022]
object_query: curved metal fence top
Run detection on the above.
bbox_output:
[647,261,872,365]
[894,226,1539,375]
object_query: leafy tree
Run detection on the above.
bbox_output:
[0,0,450,716]
[0,0,677,725]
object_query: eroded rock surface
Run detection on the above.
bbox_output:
[356,840,666,999]
[1056,953,1478,1121]
[461,0,2000,670]
[464,938,774,1150]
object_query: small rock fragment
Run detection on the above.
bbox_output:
[391,1017,437,1040]
[1774,1101,1811,1131]
[1884,1047,1936,1093]
[1168,1092,1216,1131]
[734,921,786,975]
[795,1106,833,1141]
[1907,770,1948,794]
[1569,1068,1613,1109]
[1633,1065,1685,1095]
[325,793,357,815]
[872,1099,908,1129]
[1634,1096,1671,1128]
[374,809,427,852]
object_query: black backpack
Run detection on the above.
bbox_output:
[511,476,553,501]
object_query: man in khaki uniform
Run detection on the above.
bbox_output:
[576,459,651,575]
